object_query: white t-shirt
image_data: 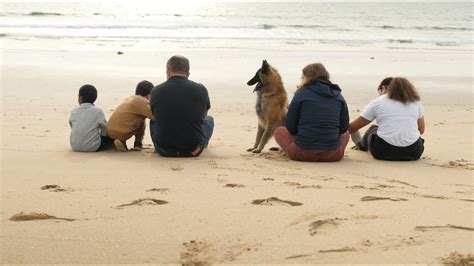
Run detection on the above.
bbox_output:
[361,94,423,147]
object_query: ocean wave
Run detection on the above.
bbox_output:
[376,25,401,30]
[0,22,342,32]
[0,23,293,31]
[0,32,355,43]
[284,24,328,29]
[389,39,413,44]
[370,24,472,31]
[436,42,460,47]
[262,24,274,29]
[366,25,407,30]
[3,32,468,51]
[415,26,472,31]
[28,11,63,16]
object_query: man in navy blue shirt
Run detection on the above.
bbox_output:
[150,55,214,157]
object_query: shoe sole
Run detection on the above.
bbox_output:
[114,139,127,152]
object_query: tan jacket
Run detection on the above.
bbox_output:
[107,96,154,141]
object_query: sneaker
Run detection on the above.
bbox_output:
[114,139,128,152]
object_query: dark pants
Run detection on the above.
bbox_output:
[97,135,114,151]
[149,116,214,157]
[360,125,425,161]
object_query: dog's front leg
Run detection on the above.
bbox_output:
[247,125,264,152]
[252,126,275,153]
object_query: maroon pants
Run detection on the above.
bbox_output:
[274,126,350,162]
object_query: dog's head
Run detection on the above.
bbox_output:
[247,60,273,93]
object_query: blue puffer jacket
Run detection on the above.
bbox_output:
[286,79,349,150]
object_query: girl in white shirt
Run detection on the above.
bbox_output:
[349,77,425,161]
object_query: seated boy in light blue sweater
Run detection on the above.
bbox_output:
[69,84,113,152]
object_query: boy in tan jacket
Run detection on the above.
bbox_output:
[107,80,155,151]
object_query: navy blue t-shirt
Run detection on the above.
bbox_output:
[150,76,210,151]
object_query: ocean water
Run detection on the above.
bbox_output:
[0,2,472,52]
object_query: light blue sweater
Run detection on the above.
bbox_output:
[69,103,107,152]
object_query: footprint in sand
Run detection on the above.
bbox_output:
[415,224,474,232]
[439,252,474,265]
[449,183,474,188]
[284,181,301,186]
[376,184,397,189]
[41,184,68,192]
[318,247,357,253]
[224,183,245,188]
[429,159,473,170]
[460,198,474,202]
[181,240,212,266]
[447,159,474,170]
[285,254,314,260]
[146,188,169,193]
[171,166,184,171]
[116,198,168,208]
[296,185,322,189]
[454,190,473,195]
[251,197,303,207]
[284,182,322,189]
[285,246,357,259]
[180,239,251,265]
[361,196,408,202]
[308,218,345,236]
[388,179,419,188]
[259,152,288,161]
[346,185,379,191]
[419,194,449,200]
[9,212,75,222]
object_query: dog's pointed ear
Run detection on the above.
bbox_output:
[262,60,270,74]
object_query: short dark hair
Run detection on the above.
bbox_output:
[78,84,97,104]
[378,77,393,91]
[166,55,190,73]
[135,80,154,96]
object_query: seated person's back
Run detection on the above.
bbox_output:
[107,80,155,151]
[69,84,110,152]
[151,76,210,151]
[150,55,213,157]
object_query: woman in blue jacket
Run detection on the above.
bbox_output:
[274,63,350,162]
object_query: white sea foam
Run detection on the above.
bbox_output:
[0,2,472,51]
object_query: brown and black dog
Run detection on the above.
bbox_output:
[246,60,288,153]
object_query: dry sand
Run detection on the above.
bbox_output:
[1,49,473,264]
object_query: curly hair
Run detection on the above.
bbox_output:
[387,77,420,104]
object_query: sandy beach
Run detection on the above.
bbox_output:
[0,47,472,264]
